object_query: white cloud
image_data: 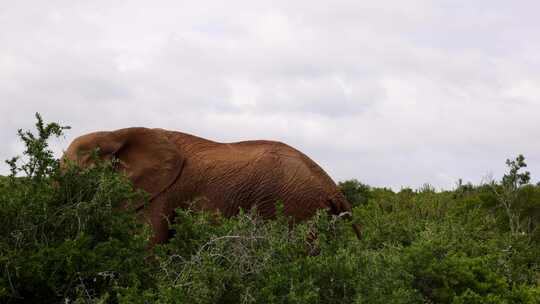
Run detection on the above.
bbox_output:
[1,0,540,190]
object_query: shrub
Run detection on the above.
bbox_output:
[1,114,539,303]
[0,114,150,303]
[339,179,371,206]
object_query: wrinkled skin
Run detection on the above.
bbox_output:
[62,128,361,244]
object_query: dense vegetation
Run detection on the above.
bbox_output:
[1,115,539,303]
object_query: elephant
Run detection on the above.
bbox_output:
[62,127,361,244]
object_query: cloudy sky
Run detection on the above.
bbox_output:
[1,1,539,189]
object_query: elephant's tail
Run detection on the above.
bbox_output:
[328,192,362,240]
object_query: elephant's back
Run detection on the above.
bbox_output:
[231,140,351,220]
[188,138,351,221]
[237,140,338,187]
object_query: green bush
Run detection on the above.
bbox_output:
[1,114,539,303]
[0,114,150,303]
[339,179,372,207]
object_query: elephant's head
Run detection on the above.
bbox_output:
[62,128,185,204]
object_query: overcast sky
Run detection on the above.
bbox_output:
[1,1,540,190]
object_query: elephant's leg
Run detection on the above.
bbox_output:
[143,197,172,245]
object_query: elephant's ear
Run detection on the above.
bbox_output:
[102,128,184,200]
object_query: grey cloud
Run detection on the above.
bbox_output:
[1,0,540,190]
